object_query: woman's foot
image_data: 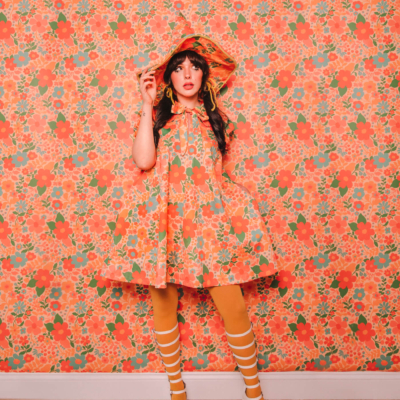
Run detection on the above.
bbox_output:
[170,381,187,400]
[245,387,264,400]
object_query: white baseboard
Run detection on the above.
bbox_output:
[1,371,399,400]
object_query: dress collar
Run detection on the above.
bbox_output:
[171,99,209,122]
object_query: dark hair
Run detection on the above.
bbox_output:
[152,49,229,156]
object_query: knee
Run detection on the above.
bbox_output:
[149,283,178,318]
[220,299,248,322]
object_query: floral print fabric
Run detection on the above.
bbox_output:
[100,100,278,288]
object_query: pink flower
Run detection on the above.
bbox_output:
[149,15,167,35]
[87,214,106,234]
[327,16,346,35]
[329,115,347,134]
[88,114,107,134]
[269,115,286,134]
[26,215,46,234]
[89,15,108,34]
[209,15,226,34]
[28,114,47,134]
[269,16,286,35]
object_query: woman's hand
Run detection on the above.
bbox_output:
[139,67,157,106]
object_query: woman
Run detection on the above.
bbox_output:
[101,34,279,400]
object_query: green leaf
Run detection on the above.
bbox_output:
[278,287,288,297]
[347,22,357,31]
[349,222,358,232]
[349,323,358,333]
[288,122,298,131]
[56,113,66,123]
[90,78,99,87]
[391,179,399,189]
[358,314,367,325]
[109,22,118,31]
[37,186,47,196]
[98,186,107,196]
[288,22,297,31]
[279,86,288,96]
[107,323,116,332]
[357,214,366,224]
[115,313,125,324]
[339,287,348,297]
[237,13,246,24]
[0,13,7,23]
[117,13,127,24]
[48,121,58,130]
[132,262,141,273]
[356,14,365,24]
[203,264,210,275]
[123,272,133,282]
[114,234,122,245]
[270,79,279,88]
[236,232,245,243]
[28,178,38,187]
[288,222,297,232]
[278,186,288,197]
[338,86,347,97]
[47,221,56,231]
[296,14,305,24]
[178,313,186,324]
[49,21,59,31]
[39,85,48,96]
[348,122,357,131]
[391,280,400,289]
[117,112,126,123]
[297,314,306,325]
[97,286,107,297]
[330,279,339,288]
[297,114,306,124]
[330,79,338,88]
[27,278,37,288]
[45,323,54,332]
[172,155,181,167]
[339,186,348,196]
[192,158,201,168]
[98,86,108,96]
[89,178,98,187]
[159,230,166,241]
[54,314,63,324]
[36,286,45,297]
[107,222,116,231]
[58,13,67,23]
[356,114,366,124]
[88,279,98,288]
[229,22,238,32]
[55,213,65,223]
[390,79,399,88]
[297,214,306,224]
[288,323,297,333]
[237,113,246,123]
[252,265,261,274]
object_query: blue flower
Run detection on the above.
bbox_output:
[72,151,89,167]
[197,0,210,13]
[257,101,269,114]
[353,288,365,301]
[73,51,90,67]
[77,0,90,12]
[253,152,270,168]
[257,1,269,14]
[146,196,159,213]
[110,287,123,300]
[8,354,26,370]
[210,197,225,215]
[293,288,305,301]
[75,301,88,314]
[51,187,64,199]
[373,252,390,269]
[293,188,305,200]
[312,52,329,68]
[313,152,330,168]
[130,353,149,369]
[112,87,125,99]
[192,353,210,369]
[352,187,365,200]
[11,252,28,268]
[76,200,88,213]
[352,88,364,100]
[376,101,389,113]
[314,355,332,370]
[76,100,89,112]
[251,229,264,242]
[70,354,88,370]
[317,101,329,113]
[376,1,388,13]
[313,252,330,269]
[133,51,150,68]
[112,187,124,199]
[376,355,393,370]
[293,88,305,100]
[127,234,138,247]
[50,287,63,300]
[13,51,31,67]
[71,252,89,268]
[52,86,65,98]
[253,53,270,68]
[316,1,328,13]
[12,151,29,167]
[372,52,389,68]
[373,152,390,168]
[232,87,245,99]
[137,1,150,13]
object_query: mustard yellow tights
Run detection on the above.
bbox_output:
[149,283,263,400]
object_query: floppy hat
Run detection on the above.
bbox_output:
[136,34,238,109]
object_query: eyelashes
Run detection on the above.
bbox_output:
[174,65,200,72]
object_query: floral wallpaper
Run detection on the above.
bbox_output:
[0,0,400,374]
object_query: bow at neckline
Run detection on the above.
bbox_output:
[171,100,209,122]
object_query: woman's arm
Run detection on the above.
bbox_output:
[132,102,157,170]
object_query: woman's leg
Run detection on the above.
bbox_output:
[208,284,264,400]
[149,282,186,399]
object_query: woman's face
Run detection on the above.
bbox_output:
[170,56,203,100]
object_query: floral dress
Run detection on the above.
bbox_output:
[100,100,278,289]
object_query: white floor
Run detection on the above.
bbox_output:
[1,371,399,400]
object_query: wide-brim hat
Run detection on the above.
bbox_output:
[136,34,238,107]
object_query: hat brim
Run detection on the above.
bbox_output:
[136,34,238,106]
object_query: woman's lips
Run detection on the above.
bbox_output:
[183,84,194,90]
